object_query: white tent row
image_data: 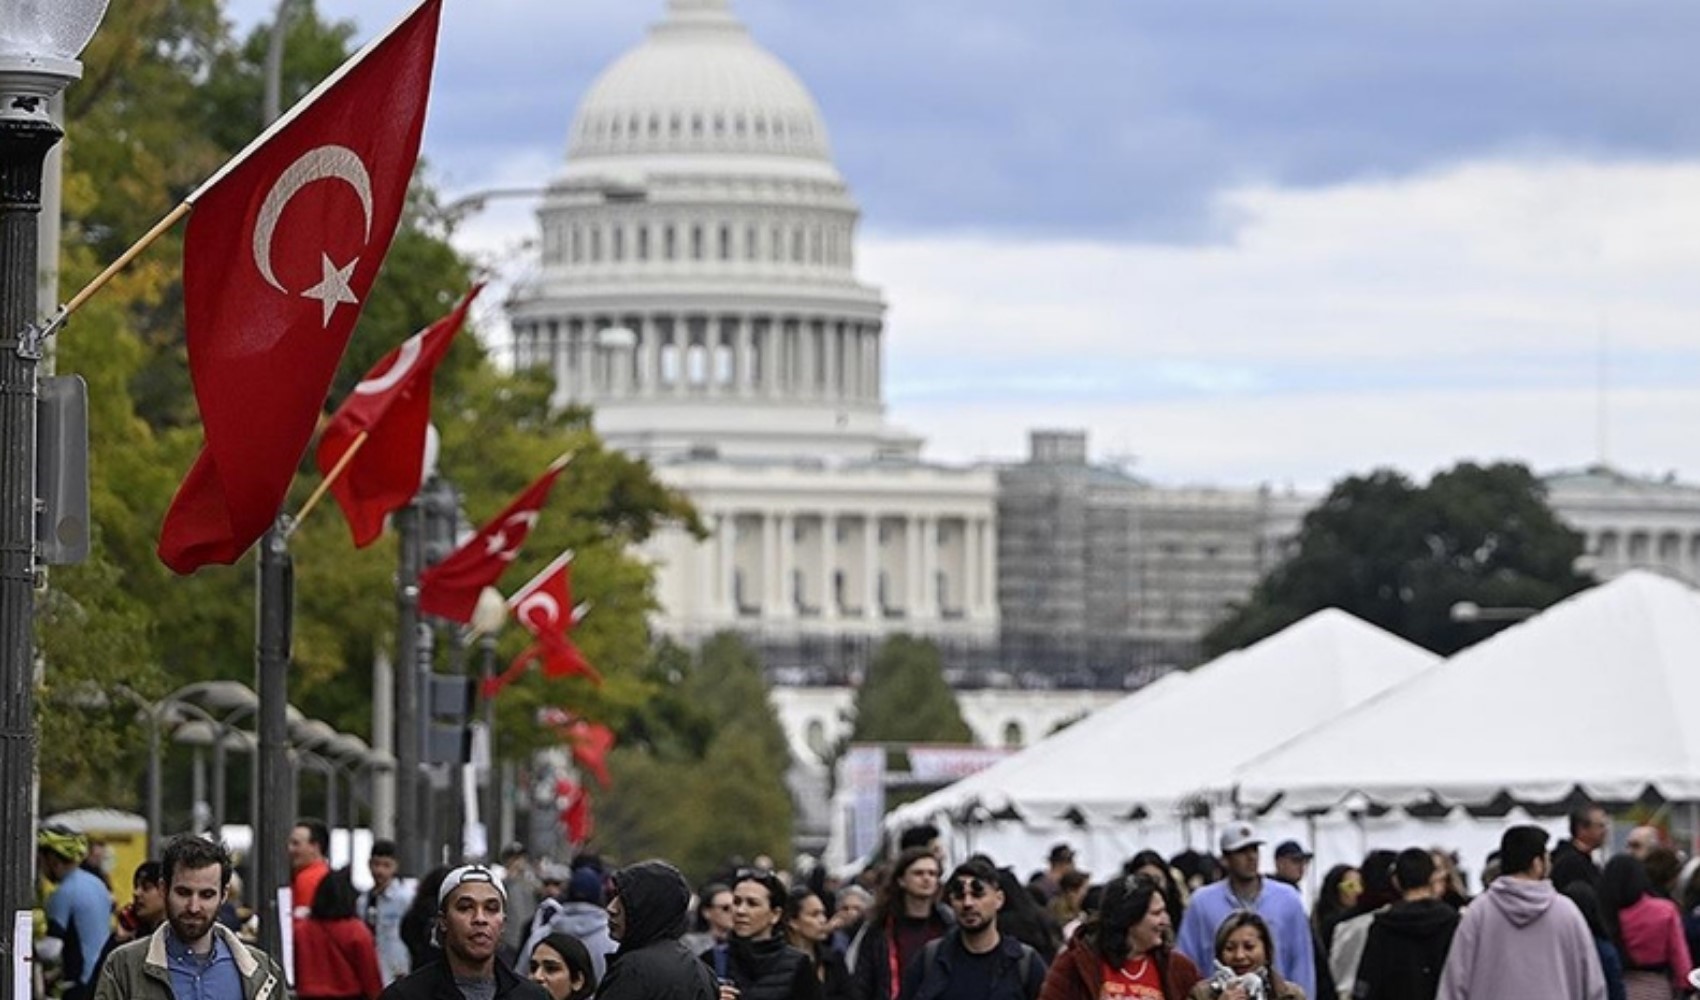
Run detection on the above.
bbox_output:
[1232,570,1700,817]
[886,572,1700,885]
[884,609,1450,881]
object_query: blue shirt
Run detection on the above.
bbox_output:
[164,929,245,1000]
[1176,877,1315,998]
[44,866,112,986]
[358,880,416,983]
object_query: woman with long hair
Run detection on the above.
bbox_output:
[1563,882,1628,1000]
[1126,851,1188,931]
[702,868,820,1000]
[295,868,385,1000]
[1311,866,1360,954]
[846,847,949,1000]
[785,886,852,1000]
[1040,873,1202,1000]
[527,932,597,1000]
[1187,912,1303,1000]
[1599,854,1693,1000]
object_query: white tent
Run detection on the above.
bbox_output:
[1234,570,1700,815]
[885,609,1441,877]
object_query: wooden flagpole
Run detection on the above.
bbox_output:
[287,430,369,535]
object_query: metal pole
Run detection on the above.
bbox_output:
[394,504,423,873]
[261,0,299,126]
[147,712,163,857]
[416,618,436,865]
[192,745,208,832]
[371,648,395,840]
[254,521,294,959]
[212,736,228,835]
[0,107,60,998]
[479,634,499,855]
[446,631,467,861]
[324,763,339,836]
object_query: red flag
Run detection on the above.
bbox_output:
[566,720,615,789]
[556,778,592,846]
[158,0,443,574]
[418,461,567,623]
[316,285,480,547]
[481,557,601,697]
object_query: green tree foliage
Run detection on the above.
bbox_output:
[595,633,794,881]
[41,2,700,820]
[1204,462,1594,657]
[850,635,973,744]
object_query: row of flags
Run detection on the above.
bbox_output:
[78,0,613,797]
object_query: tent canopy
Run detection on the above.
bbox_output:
[888,608,1438,830]
[1233,571,1700,813]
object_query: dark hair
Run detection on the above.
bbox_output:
[1125,850,1186,929]
[400,866,453,969]
[1598,854,1653,949]
[532,932,597,1000]
[162,835,233,889]
[1643,846,1679,897]
[134,860,165,889]
[1498,825,1549,878]
[370,839,398,860]
[784,884,822,923]
[1562,882,1610,940]
[1059,871,1090,894]
[295,818,331,856]
[898,824,940,851]
[949,857,1001,888]
[311,867,360,920]
[1213,911,1288,992]
[1393,848,1436,894]
[1348,850,1399,916]
[732,868,786,912]
[872,847,940,924]
[1093,874,1165,967]
[1568,805,1604,837]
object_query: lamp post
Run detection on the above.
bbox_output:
[471,586,507,855]
[0,4,109,986]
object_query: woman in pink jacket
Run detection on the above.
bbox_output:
[1599,855,1693,1000]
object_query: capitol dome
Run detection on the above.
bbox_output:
[566,0,833,166]
[510,0,908,463]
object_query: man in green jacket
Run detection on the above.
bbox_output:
[94,835,283,1000]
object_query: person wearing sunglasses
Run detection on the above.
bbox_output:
[897,858,1046,1000]
[702,869,820,1000]
[1040,873,1203,1000]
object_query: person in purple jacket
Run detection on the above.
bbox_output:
[1175,823,1315,998]
[1436,825,1605,1000]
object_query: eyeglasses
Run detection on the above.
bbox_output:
[946,878,990,900]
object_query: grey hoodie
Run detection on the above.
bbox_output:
[1436,877,1605,1000]
[518,900,617,983]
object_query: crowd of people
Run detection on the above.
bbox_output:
[31,808,1700,1000]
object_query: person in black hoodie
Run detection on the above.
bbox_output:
[599,860,719,1000]
[1351,848,1458,1000]
[702,868,819,1000]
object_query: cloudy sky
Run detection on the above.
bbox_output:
[219,0,1700,489]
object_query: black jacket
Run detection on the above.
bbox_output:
[599,861,718,1000]
[1351,899,1459,1000]
[848,904,954,1000]
[897,929,1045,1000]
[1550,841,1601,893]
[376,958,547,1000]
[702,937,821,1000]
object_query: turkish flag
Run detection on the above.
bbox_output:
[158,0,443,573]
[556,778,592,846]
[481,556,601,697]
[316,285,480,547]
[418,461,567,623]
[566,720,615,789]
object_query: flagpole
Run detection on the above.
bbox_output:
[288,430,370,535]
[36,200,191,340]
[505,550,575,609]
[253,518,295,960]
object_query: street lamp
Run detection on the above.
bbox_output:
[0,1,110,983]
[472,586,506,852]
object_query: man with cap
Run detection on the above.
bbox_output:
[518,865,616,983]
[377,865,549,1000]
[597,860,717,1000]
[1272,841,1313,888]
[1176,822,1316,998]
[40,824,113,1000]
[897,857,1045,1000]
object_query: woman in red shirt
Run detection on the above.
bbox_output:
[1041,874,1202,1000]
[1600,855,1693,1000]
[296,868,386,1000]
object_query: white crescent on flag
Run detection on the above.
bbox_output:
[353,332,424,396]
[251,144,376,327]
[516,591,561,630]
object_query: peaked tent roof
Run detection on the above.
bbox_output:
[887,608,1437,829]
[1233,570,1700,812]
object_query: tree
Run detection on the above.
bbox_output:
[850,635,972,744]
[1205,462,1594,657]
[595,633,795,881]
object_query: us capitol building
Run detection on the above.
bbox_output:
[508,0,999,677]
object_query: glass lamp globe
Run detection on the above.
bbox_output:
[0,0,110,103]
